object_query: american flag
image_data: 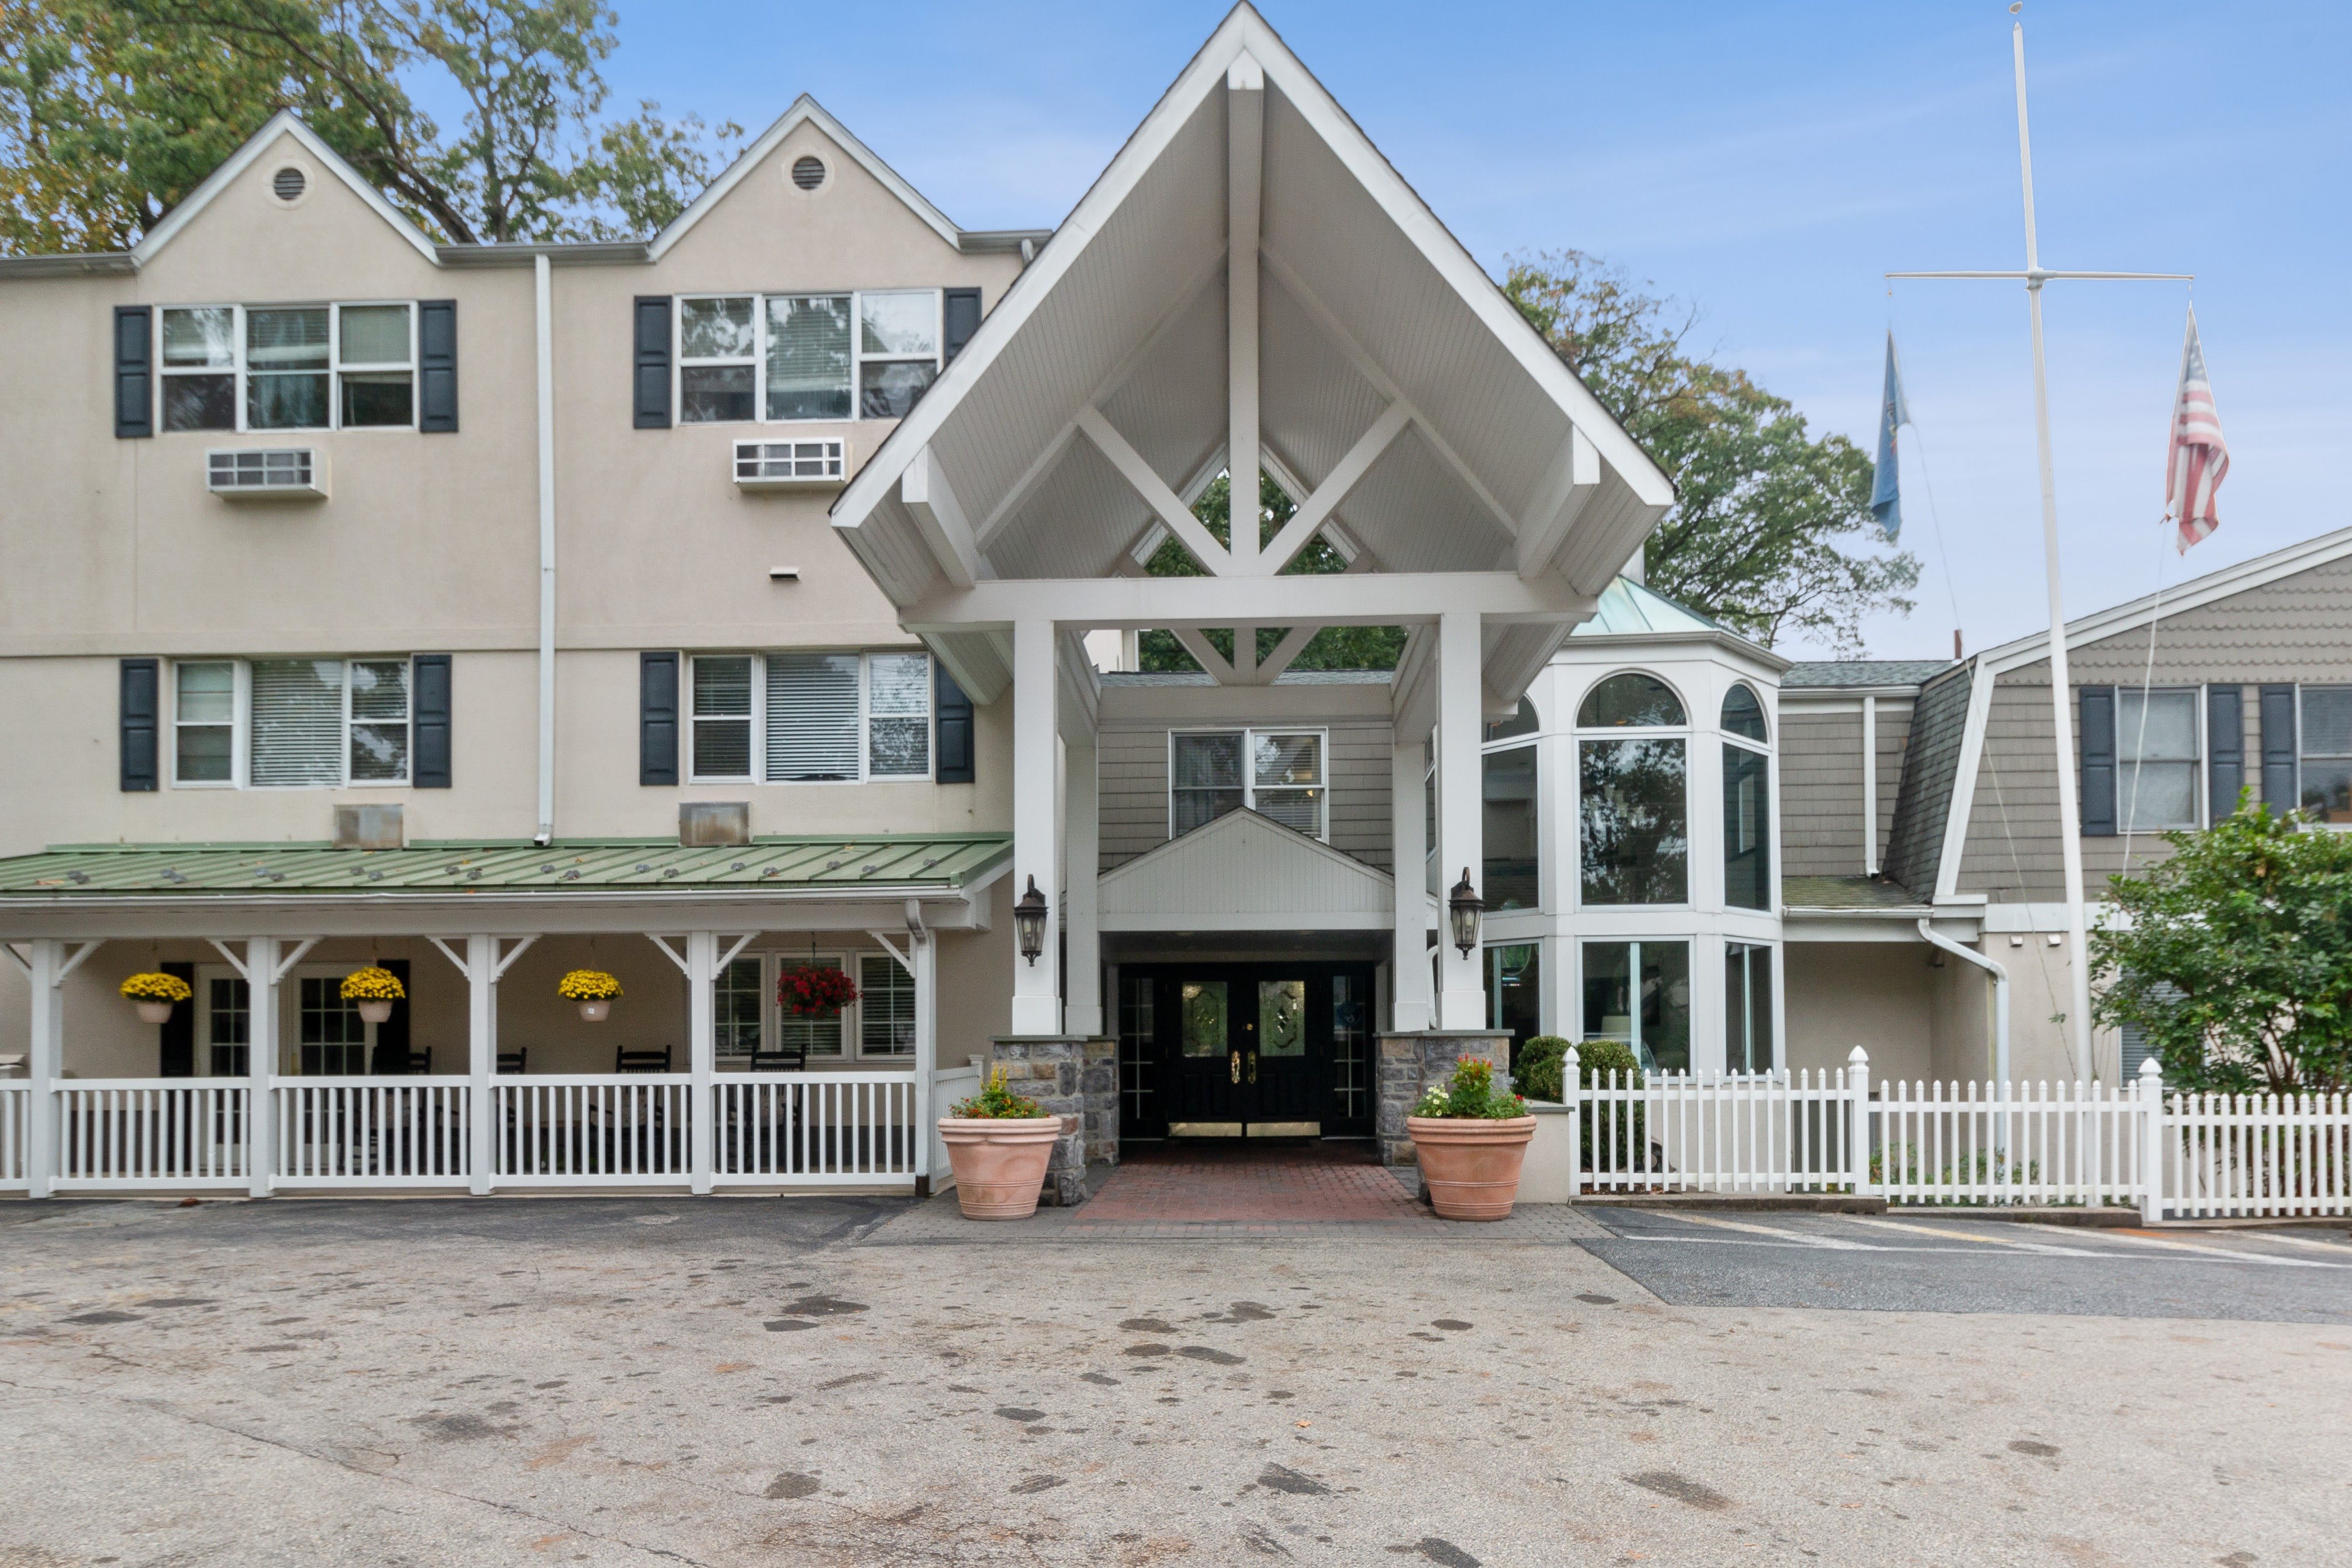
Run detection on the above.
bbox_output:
[2165,306,2229,553]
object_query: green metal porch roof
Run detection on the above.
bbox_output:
[0,835,1011,898]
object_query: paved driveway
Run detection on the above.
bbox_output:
[2,1197,2348,1566]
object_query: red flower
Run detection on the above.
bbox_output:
[778,965,861,1017]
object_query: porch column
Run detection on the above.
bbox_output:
[1435,610,1486,1030]
[687,930,717,1194]
[913,926,937,1181]
[1011,618,1062,1034]
[466,934,497,1195]
[245,936,282,1198]
[1390,734,1431,1032]
[1064,731,1102,1037]
[25,940,65,1199]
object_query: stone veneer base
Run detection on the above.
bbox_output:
[988,1035,1119,1206]
[1376,1031,1515,1167]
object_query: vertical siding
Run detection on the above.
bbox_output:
[1955,554,2352,901]
[1096,718,1395,873]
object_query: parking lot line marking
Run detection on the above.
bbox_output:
[2099,1230,2349,1269]
[2235,1230,2352,1253]
[1839,1215,2086,1254]
[1648,1211,1877,1250]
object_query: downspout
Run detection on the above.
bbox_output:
[533,253,556,845]
[1917,918,2009,1086]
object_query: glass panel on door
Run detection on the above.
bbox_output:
[1182,982,1229,1056]
[1258,980,1305,1057]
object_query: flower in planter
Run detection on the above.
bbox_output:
[1411,1054,1527,1120]
[119,972,193,1005]
[950,1065,1049,1119]
[557,969,623,1002]
[778,965,859,1017]
[339,966,406,1003]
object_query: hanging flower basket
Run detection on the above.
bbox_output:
[121,971,191,1025]
[779,965,860,1018]
[341,966,406,1025]
[559,969,622,1021]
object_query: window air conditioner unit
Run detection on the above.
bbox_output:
[207,447,327,500]
[733,438,846,490]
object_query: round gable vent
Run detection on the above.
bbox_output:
[271,166,307,203]
[790,154,828,192]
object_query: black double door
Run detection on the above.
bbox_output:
[1124,963,1375,1139]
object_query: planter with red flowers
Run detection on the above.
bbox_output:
[778,964,860,1019]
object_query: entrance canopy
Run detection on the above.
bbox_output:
[831,3,1672,709]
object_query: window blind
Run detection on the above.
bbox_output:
[859,954,915,1056]
[250,659,344,786]
[767,653,859,781]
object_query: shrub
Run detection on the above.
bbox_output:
[951,1064,1049,1119]
[1515,1036,1570,1102]
[1575,1038,1648,1178]
[1575,1038,1643,1085]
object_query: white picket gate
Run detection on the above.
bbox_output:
[2160,1091,2352,1218]
[0,1083,27,1190]
[710,1073,919,1185]
[274,1078,471,1187]
[51,1081,249,1190]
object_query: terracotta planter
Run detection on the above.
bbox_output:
[938,1115,1063,1219]
[134,999,175,1025]
[577,999,611,1022]
[1407,1115,1538,1221]
[355,999,395,1025]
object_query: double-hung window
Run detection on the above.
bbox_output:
[2301,687,2352,823]
[676,291,940,424]
[159,303,416,432]
[686,651,934,783]
[1169,730,1326,838]
[2117,687,2199,831]
[170,657,412,787]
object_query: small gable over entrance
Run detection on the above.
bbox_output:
[1098,809,1414,931]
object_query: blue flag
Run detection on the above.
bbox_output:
[1870,331,1908,542]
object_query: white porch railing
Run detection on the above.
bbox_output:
[53,1081,249,1190]
[0,1083,27,1190]
[274,1078,471,1187]
[711,1073,919,1185]
[2160,1091,2352,1218]
[493,1075,694,1185]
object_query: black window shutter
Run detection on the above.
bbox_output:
[120,658,159,791]
[370,958,414,1073]
[114,305,153,438]
[934,659,974,784]
[158,961,196,1078]
[2260,684,2298,813]
[412,654,453,787]
[633,296,672,428]
[640,651,679,785]
[2078,685,2116,837]
[2207,685,2245,822]
[943,288,983,362]
[418,299,458,431]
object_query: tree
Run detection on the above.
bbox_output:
[1136,470,1407,674]
[0,0,739,254]
[1503,250,1919,654]
[2091,800,2352,1096]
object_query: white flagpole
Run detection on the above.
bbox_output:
[2011,18,2095,1083]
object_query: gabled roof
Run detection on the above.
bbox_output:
[1097,809,1405,931]
[830,3,1673,636]
[133,110,442,267]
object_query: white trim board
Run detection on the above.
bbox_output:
[134,112,442,266]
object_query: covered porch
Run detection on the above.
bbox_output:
[0,836,1009,1198]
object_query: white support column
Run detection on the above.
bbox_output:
[1861,694,1879,876]
[687,930,717,1194]
[1226,53,1264,573]
[1012,618,1062,1034]
[1065,732,1102,1037]
[913,923,937,1181]
[25,940,63,1199]
[1389,735,1431,1033]
[245,936,281,1198]
[1435,610,1485,1030]
[466,934,498,1195]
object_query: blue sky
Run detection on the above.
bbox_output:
[582,0,2350,661]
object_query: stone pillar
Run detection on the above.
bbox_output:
[1375,1029,1514,1167]
[989,1034,1117,1206]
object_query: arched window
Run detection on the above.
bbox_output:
[1576,673,1688,905]
[1721,683,1767,742]
[1579,673,1685,728]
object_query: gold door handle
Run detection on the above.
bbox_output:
[1230,1051,1241,1084]
[1247,1053,1258,1085]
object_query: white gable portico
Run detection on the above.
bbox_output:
[831,4,1671,1038]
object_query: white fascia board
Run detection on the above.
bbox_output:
[903,572,1598,631]
[1934,658,1997,903]
[648,95,965,261]
[1979,521,2352,675]
[133,111,442,266]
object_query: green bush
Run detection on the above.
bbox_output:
[1514,1037,1570,1102]
[1574,1038,1643,1085]
[1575,1039,1649,1179]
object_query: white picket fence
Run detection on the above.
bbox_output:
[1561,1048,2352,1218]
[493,1075,695,1185]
